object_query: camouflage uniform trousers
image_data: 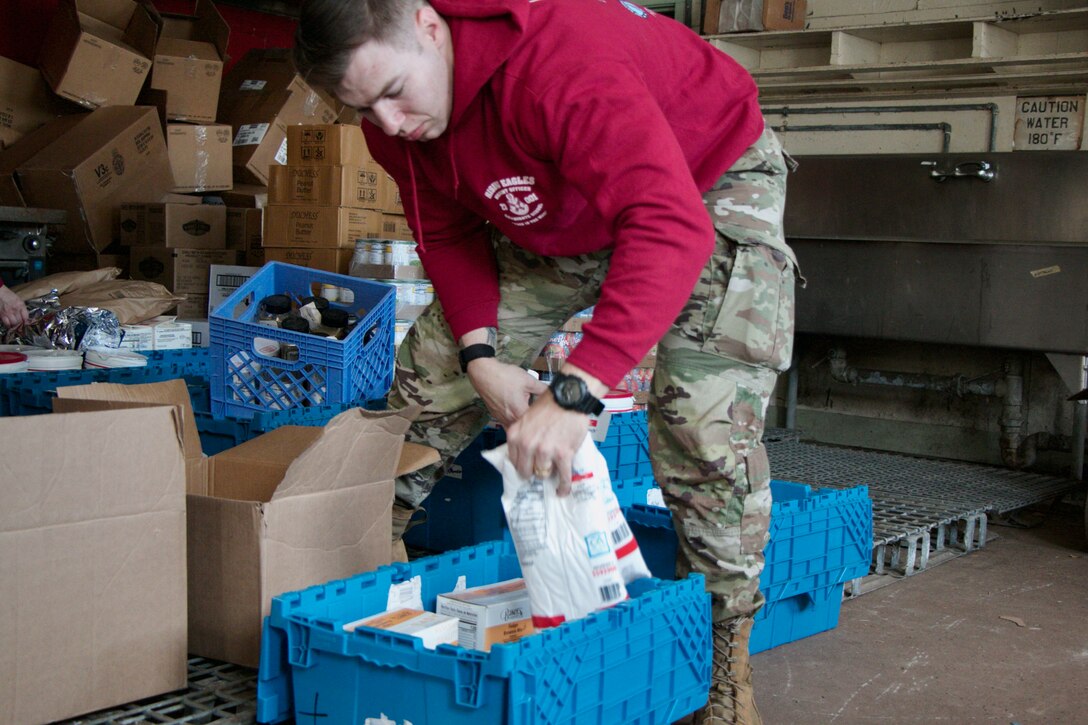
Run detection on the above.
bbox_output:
[388,128,797,623]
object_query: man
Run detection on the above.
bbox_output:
[295,1,797,722]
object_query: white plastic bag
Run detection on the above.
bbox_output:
[483,433,651,627]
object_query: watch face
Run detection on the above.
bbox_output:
[554,375,586,406]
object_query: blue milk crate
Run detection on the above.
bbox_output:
[611,475,660,508]
[209,262,395,419]
[257,541,711,725]
[596,410,653,482]
[623,480,873,654]
[403,427,507,553]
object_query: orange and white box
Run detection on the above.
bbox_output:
[341,608,459,650]
[436,578,535,652]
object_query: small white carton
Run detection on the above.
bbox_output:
[342,608,459,650]
[436,578,534,652]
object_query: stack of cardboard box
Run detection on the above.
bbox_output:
[260,123,401,275]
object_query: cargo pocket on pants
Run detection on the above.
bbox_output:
[701,242,795,371]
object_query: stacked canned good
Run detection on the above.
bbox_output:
[350,238,433,350]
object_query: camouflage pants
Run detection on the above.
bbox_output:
[389,128,796,623]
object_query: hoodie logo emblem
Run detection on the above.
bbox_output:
[619,0,649,17]
[484,176,547,227]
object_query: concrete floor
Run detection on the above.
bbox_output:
[754,503,1088,725]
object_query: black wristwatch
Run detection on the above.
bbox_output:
[549,372,605,416]
[458,343,496,372]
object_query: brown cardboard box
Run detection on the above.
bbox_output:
[130,246,240,293]
[246,246,266,267]
[268,164,382,207]
[0,405,187,724]
[217,49,342,186]
[0,55,73,149]
[219,183,268,209]
[226,207,263,251]
[149,0,230,123]
[53,379,439,667]
[262,205,381,249]
[380,213,413,240]
[350,263,428,281]
[176,293,210,319]
[168,124,233,193]
[16,106,174,253]
[120,203,227,248]
[286,124,372,166]
[0,113,83,206]
[38,0,158,108]
[715,0,806,32]
[263,246,354,275]
[379,172,404,214]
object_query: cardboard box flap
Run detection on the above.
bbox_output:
[156,36,219,62]
[0,406,185,533]
[400,441,440,476]
[194,0,230,58]
[271,408,416,501]
[53,379,200,462]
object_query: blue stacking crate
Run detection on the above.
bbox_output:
[596,410,653,482]
[623,480,873,654]
[194,400,382,455]
[403,427,507,553]
[610,475,660,508]
[209,263,395,419]
[257,541,711,725]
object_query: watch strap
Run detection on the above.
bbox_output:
[458,343,496,372]
[550,372,605,416]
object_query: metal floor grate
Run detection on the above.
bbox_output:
[765,431,1082,576]
[61,658,257,724]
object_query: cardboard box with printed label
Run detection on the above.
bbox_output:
[119,315,192,350]
[208,263,260,314]
[53,379,439,668]
[15,107,174,253]
[0,55,73,149]
[268,164,383,208]
[263,204,381,249]
[130,246,240,294]
[0,405,187,725]
[436,578,535,652]
[286,124,372,166]
[217,49,342,186]
[262,246,354,275]
[226,207,262,251]
[181,318,210,346]
[120,202,227,248]
[38,0,159,109]
[168,124,233,193]
[379,173,404,214]
[380,213,413,241]
[342,609,460,650]
[149,0,230,123]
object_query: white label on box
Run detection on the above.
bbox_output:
[385,576,423,612]
[118,326,154,351]
[233,123,269,146]
[646,487,666,508]
[239,79,267,91]
[274,137,288,165]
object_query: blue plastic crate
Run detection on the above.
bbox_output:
[748,582,847,655]
[623,480,873,654]
[209,262,395,418]
[596,410,653,482]
[611,475,661,509]
[402,427,507,553]
[257,541,711,725]
[194,400,383,455]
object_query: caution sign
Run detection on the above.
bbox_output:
[1014,96,1084,150]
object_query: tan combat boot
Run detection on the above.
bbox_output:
[390,502,419,563]
[692,616,762,725]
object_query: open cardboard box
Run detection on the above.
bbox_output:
[54,379,439,667]
[0,405,188,724]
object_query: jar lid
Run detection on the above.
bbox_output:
[299,295,330,311]
[321,307,349,329]
[0,352,28,365]
[260,294,292,315]
[280,314,310,334]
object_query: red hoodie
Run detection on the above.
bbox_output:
[364,0,764,388]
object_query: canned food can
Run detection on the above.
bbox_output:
[388,240,414,267]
